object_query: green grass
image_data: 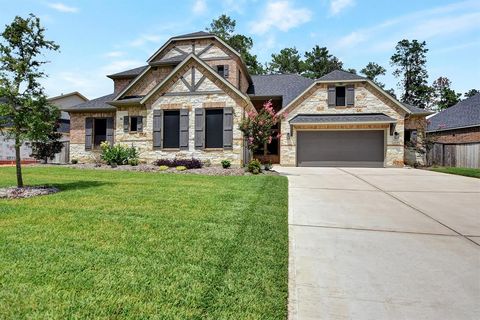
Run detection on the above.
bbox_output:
[0,167,288,319]
[430,166,480,178]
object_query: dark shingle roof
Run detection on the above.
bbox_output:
[171,31,213,39]
[107,66,148,79]
[427,93,480,132]
[317,70,366,81]
[248,74,314,108]
[290,113,396,124]
[401,102,432,115]
[61,93,116,112]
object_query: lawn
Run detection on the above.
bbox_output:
[0,166,288,319]
[429,166,480,178]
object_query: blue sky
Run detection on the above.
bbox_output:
[1,0,479,99]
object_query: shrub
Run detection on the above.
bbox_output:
[71,159,78,164]
[176,166,187,171]
[153,158,202,169]
[221,159,231,169]
[158,165,169,171]
[129,158,139,166]
[203,159,211,167]
[263,161,273,171]
[248,159,262,174]
[100,142,139,166]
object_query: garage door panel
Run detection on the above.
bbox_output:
[297,131,385,167]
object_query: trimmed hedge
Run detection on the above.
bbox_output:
[153,158,203,169]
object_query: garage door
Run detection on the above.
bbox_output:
[297,130,385,167]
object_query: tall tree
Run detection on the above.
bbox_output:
[207,15,264,74]
[303,45,343,79]
[464,89,479,98]
[390,39,431,109]
[268,47,304,74]
[0,14,59,187]
[360,62,386,85]
[431,77,461,110]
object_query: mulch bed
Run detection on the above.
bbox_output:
[0,186,60,199]
[30,163,279,176]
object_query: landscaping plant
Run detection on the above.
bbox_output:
[248,159,262,174]
[176,166,187,171]
[153,158,202,169]
[100,142,138,166]
[221,159,231,169]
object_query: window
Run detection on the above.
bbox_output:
[205,109,223,148]
[93,118,107,147]
[336,86,346,106]
[130,116,138,132]
[216,65,225,78]
[163,110,180,148]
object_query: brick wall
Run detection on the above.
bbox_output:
[428,126,480,144]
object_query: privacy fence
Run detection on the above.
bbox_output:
[427,142,480,168]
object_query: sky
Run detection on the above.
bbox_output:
[1,0,479,100]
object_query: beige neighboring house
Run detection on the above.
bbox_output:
[61,31,430,167]
[0,91,88,164]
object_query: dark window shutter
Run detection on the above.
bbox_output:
[179,109,189,150]
[224,65,229,78]
[123,116,129,132]
[346,85,355,106]
[106,117,114,145]
[328,86,336,107]
[153,110,163,149]
[223,107,233,149]
[137,116,143,132]
[194,108,205,149]
[85,117,93,150]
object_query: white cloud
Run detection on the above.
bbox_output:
[192,0,207,14]
[104,51,125,58]
[329,0,355,16]
[250,1,312,34]
[100,59,145,75]
[129,34,163,47]
[47,2,79,13]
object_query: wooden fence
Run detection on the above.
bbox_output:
[47,141,70,164]
[427,142,480,168]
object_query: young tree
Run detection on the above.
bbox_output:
[464,89,479,98]
[207,15,265,74]
[30,122,63,163]
[239,101,284,157]
[390,39,431,109]
[431,77,461,110]
[268,47,304,74]
[0,14,59,187]
[303,46,343,79]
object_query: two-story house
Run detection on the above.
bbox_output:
[62,31,430,167]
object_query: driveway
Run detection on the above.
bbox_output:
[276,167,480,320]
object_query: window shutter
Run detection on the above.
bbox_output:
[137,116,143,132]
[194,108,205,149]
[123,116,129,132]
[224,65,229,78]
[153,110,163,149]
[328,86,336,107]
[223,107,233,149]
[179,109,189,150]
[346,85,355,106]
[106,117,114,145]
[85,117,93,150]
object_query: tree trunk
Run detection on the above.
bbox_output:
[263,142,268,156]
[15,138,24,188]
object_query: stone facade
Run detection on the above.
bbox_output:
[404,116,428,166]
[279,82,407,167]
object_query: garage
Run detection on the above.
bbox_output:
[297,130,385,167]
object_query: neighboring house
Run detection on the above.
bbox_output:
[62,31,430,168]
[426,93,480,168]
[0,92,88,164]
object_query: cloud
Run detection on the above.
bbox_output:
[129,34,163,47]
[329,0,355,16]
[250,1,312,34]
[47,2,79,13]
[104,51,125,58]
[192,0,207,14]
[101,59,145,75]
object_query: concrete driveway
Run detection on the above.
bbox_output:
[276,167,480,320]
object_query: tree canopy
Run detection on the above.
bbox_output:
[268,47,304,74]
[431,77,461,110]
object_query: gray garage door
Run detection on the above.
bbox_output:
[297,130,385,167]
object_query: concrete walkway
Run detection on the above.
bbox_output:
[276,167,480,320]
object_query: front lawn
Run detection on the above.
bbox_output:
[429,166,480,178]
[0,166,288,319]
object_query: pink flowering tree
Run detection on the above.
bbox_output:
[239,100,286,157]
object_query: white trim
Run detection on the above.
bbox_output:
[290,120,396,125]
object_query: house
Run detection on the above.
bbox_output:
[0,92,88,164]
[426,93,480,168]
[62,31,430,168]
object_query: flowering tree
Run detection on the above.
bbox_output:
[239,100,286,156]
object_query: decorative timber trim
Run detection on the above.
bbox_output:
[196,43,214,57]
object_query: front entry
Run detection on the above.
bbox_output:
[296,130,385,167]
